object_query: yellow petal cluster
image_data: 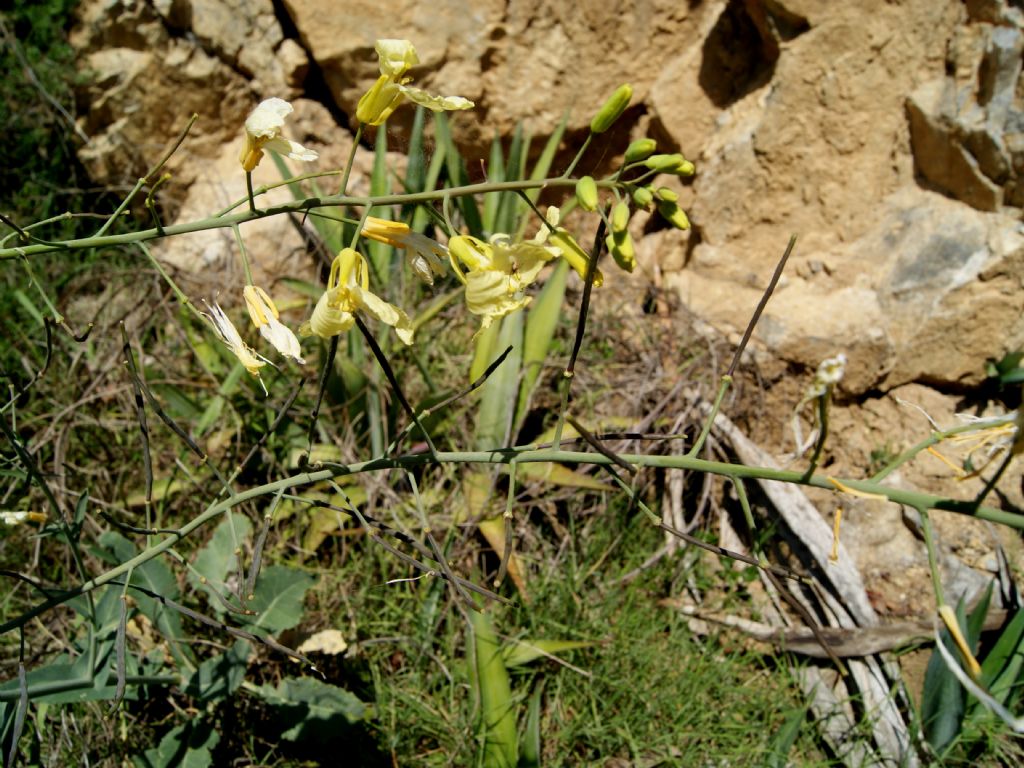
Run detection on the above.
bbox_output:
[301,248,414,345]
[356,40,474,126]
[449,229,559,333]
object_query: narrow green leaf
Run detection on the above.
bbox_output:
[515,259,568,428]
[922,621,966,752]
[366,124,393,281]
[476,312,523,450]
[471,610,518,768]
[519,681,544,768]
[766,707,805,768]
[483,133,505,232]
[435,112,483,235]
[502,638,592,668]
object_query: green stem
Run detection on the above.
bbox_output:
[3,445,1019,635]
[2,179,612,261]
[232,224,255,285]
[688,375,732,457]
[562,133,592,178]
[918,509,945,607]
[340,124,363,196]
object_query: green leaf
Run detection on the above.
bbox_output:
[252,676,368,742]
[187,512,253,614]
[519,681,544,768]
[471,610,518,768]
[182,640,250,703]
[134,720,219,768]
[766,707,805,768]
[979,605,1024,708]
[97,532,191,665]
[475,312,523,450]
[922,614,967,752]
[241,565,316,633]
[435,112,482,235]
[502,638,592,668]
[516,259,568,427]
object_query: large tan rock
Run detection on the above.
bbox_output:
[279,0,710,143]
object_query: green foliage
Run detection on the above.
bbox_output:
[0,0,82,226]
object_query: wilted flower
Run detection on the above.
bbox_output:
[361,217,448,284]
[1,511,47,526]
[243,285,305,364]
[356,39,473,126]
[301,248,414,345]
[239,98,318,173]
[205,301,268,393]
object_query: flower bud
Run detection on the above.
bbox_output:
[611,200,630,233]
[631,185,654,208]
[655,187,678,202]
[605,232,636,272]
[590,84,632,134]
[657,200,690,230]
[642,153,686,172]
[575,176,599,212]
[624,138,657,163]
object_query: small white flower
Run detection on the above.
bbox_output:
[239,97,318,172]
[243,285,305,364]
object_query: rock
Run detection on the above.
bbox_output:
[279,0,709,143]
[906,79,1003,211]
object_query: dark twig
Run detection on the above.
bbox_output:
[566,414,636,475]
[121,325,153,524]
[305,335,339,459]
[726,235,796,378]
[354,315,437,457]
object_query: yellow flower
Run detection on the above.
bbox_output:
[356,39,473,126]
[449,231,559,332]
[301,248,414,345]
[361,217,448,284]
[206,301,269,393]
[239,98,318,173]
[243,285,305,364]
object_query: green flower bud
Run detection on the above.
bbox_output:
[657,200,690,230]
[590,84,632,134]
[675,159,696,176]
[642,153,686,172]
[655,187,678,202]
[575,175,599,212]
[631,185,654,208]
[624,138,657,163]
[605,232,636,272]
[611,200,630,233]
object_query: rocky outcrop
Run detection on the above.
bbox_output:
[68,0,1024,394]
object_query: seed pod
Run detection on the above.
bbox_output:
[611,200,630,233]
[624,138,657,164]
[590,84,632,134]
[575,175,599,212]
[657,200,690,231]
[631,185,654,208]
